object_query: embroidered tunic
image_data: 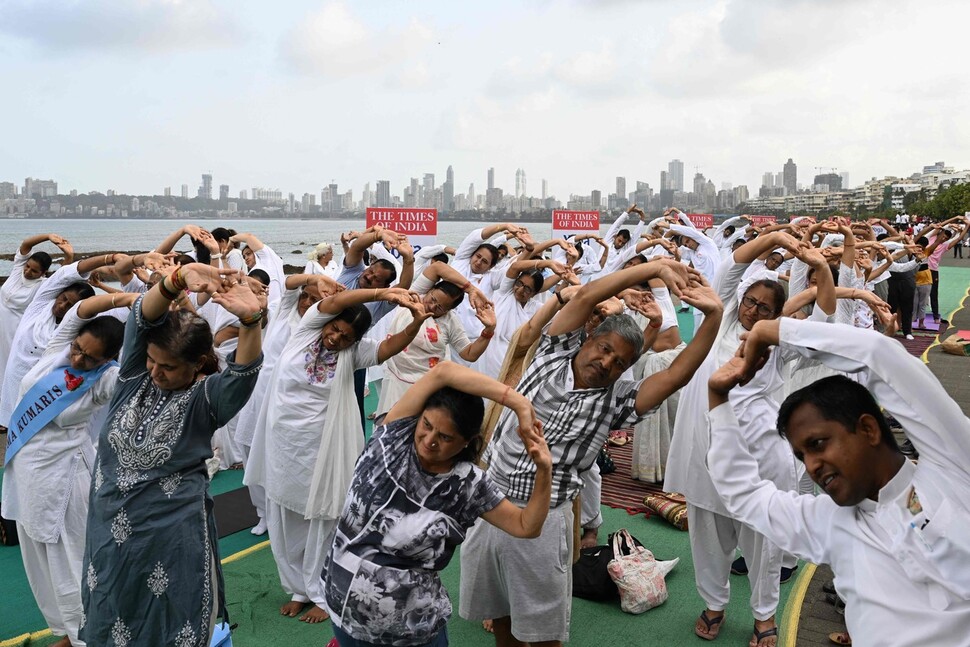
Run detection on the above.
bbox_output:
[80,297,261,646]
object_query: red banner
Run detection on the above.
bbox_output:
[366,208,437,236]
[552,210,600,232]
[748,215,777,225]
[687,213,714,229]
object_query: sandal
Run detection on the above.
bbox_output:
[750,624,778,647]
[828,632,851,645]
[694,610,725,641]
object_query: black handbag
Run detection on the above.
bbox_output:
[572,531,646,600]
[596,446,616,475]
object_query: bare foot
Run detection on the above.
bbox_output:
[694,609,725,641]
[580,527,599,548]
[280,600,309,617]
[301,605,330,623]
[51,638,72,647]
[482,619,494,633]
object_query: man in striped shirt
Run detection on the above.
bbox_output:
[460,257,724,647]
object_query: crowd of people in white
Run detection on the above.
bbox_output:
[1,207,968,647]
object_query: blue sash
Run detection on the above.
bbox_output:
[5,360,118,464]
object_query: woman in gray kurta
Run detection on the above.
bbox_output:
[81,263,263,647]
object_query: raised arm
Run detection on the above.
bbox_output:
[344,226,396,267]
[76,292,140,319]
[20,233,72,263]
[229,232,265,253]
[548,257,692,337]
[154,224,205,255]
[385,361,551,539]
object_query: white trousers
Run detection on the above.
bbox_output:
[265,501,336,608]
[18,470,88,646]
[687,504,781,621]
[580,462,602,530]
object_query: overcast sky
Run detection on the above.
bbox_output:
[2,0,968,200]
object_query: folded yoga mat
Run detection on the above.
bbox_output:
[213,487,259,538]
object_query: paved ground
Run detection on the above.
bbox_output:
[794,253,970,646]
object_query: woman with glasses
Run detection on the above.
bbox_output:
[664,230,811,647]
[375,261,496,420]
[2,292,135,647]
[475,251,572,380]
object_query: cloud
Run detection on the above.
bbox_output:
[0,0,240,53]
[280,3,434,78]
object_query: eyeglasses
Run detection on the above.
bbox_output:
[70,339,106,365]
[740,295,774,318]
[513,279,535,296]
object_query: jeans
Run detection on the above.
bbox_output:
[333,624,448,647]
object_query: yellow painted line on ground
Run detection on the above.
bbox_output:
[921,291,968,364]
[221,539,269,565]
[779,561,817,647]
[0,540,270,645]
[0,629,52,647]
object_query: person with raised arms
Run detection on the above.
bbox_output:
[707,317,970,647]
[459,257,723,647]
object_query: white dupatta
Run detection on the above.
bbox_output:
[304,346,364,520]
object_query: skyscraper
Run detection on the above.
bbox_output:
[783,158,797,195]
[200,174,212,200]
[661,170,670,191]
[376,180,391,207]
[181,184,189,199]
[515,168,526,198]
[616,177,626,201]
[164,187,171,197]
[668,159,684,192]
[219,184,229,201]
[762,172,774,189]
[541,179,548,200]
[591,190,601,209]
[487,168,495,191]
[443,166,454,212]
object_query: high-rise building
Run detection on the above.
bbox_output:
[468,183,476,205]
[131,197,140,212]
[541,179,548,200]
[487,168,495,191]
[783,158,797,195]
[181,184,189,198]
[813,173,842,192]
[591,190,602,209]
[376,180,391,207]
[219,184,229,201]
[668,159,684,192]
[239,190,248,200]
[775,172,784,191]
[515,168,526,198]
[693,172,706,198]
[0,182,17,198]
[616,177,626,201]
[199,174,213,200]
[840,171,850,190]
[164,186,172,197]
[288,193,295,213]
[443,166,455,212]
[762,172,774,189]
[24,177,57,199]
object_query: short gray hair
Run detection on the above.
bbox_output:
[590,314,644,357]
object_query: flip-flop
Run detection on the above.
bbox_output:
[828,631,851,645]
[694,611,725,641]
[751,624,778,647]
[608,430,629,447]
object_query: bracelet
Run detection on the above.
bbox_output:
[648,319,662,329]
[555,291,566,306]
[480,328,495,340]
[104,254,112,266]
[211,253,224,259]
[460,281,471,291]
[374,288,380,301]
[500,385,511,408]
[171,267,188,291]
[111,295,117,308]
[158,277,179,300]
[239,311,263,328]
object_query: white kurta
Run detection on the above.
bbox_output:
[304,258,341,280]
[2,303,119,543]
[664,257,794,514]
[375,278,472,417]
[0,262,89,428]
[246,306,379,516]
[708,319,970,647]
[0,251,45,380]
[477,275,541,380]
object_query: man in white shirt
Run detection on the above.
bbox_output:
[706,318,970,647]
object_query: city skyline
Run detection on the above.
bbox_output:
[2,1,969,199]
